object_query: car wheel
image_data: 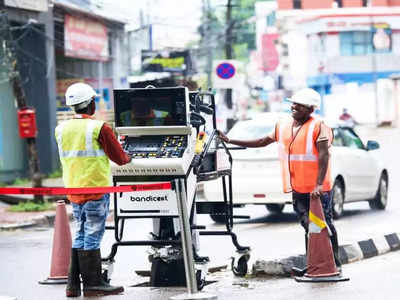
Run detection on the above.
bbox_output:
[265,204,285,214]
[332,179,344,220]
[369,173,388,210]
[209,214,226,224]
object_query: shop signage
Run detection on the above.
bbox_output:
[373,24,391,52]
[261,33,279,72]
[141,50,195,75]
[64,14,109,61]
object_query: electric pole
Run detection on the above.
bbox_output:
[202,0,213,89]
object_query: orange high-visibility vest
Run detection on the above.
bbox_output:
[276,117,333,193]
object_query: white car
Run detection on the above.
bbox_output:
[202,113,389,222]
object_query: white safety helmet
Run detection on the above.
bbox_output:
[287,88,321,109]
[65,82,97,109]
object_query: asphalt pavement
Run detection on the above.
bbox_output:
[1,123,400,299]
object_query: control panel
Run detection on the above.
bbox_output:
[123,135,187,159]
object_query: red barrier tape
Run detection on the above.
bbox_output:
[0,182,172,195]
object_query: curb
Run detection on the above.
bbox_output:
[0,194,66,205]
[0,210,74,231]
[0,208,115,231]
[252,232,400,277]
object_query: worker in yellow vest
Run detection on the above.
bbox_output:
[55,82,131,297]
[218,88,341,275]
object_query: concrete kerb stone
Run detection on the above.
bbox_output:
[252,232,400,277]
[0,207,115,231]
[0,205,74,231]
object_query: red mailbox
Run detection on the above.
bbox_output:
[17,108,38,138]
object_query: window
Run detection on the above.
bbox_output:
[228,122,274,140]
[340,31,373,56]
[340,30,391,56]
[340,128,364,150]
[266,12,276,27]
[332,128,344,147]
[293,0,301,9]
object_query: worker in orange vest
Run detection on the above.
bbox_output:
[218,88,341,275]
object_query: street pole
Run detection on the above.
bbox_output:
[368,3,379,126]
[371,22,379,126]
[2,13,43,202]
[203,0,213,89]
[225,0,234,131]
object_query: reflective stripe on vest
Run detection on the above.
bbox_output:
[276,117,332,193]
[56,120,106,159]
[55,119,110,188]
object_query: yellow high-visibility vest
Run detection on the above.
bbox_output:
[55,118,110,188]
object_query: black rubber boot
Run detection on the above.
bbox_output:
[291,234,308,276]
[66,248,81,297]
[78,249,124,297]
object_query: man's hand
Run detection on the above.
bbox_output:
[217,130,230,143]
[311,184,323,200]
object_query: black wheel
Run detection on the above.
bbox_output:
[196,270,205,291]
[209,214,226,224]
[265,203,285,214]
[232,255,249,277]
[102,270,110,283]
[369,173,388,210]
[332,179,344,220]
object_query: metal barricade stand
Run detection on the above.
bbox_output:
[169,178,217,300]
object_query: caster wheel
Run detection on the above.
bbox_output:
[102,270,110,283]
[196,270,205,291]
[232,255,249,277]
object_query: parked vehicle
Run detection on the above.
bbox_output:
[202,113,388,222]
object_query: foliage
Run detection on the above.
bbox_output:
[12,177,30,186]
[8,201,54,212]
[47,168,62,179]
[199,0,258,62]
[231,0,258,52]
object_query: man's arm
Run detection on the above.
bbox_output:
[217,130,275,148]
[311,140,330,198]
[98,123,131,165]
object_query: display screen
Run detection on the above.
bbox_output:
[114,87,187,127]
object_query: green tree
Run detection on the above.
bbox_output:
[231,0,257,59]
[199,0,260,62]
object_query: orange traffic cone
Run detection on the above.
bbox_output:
[39,200,72,284]
[295,195,349,282]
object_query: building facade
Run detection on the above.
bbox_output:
[277,0,400,123]
[0,0,129,183]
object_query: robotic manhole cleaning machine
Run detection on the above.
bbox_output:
[103,86,251,289]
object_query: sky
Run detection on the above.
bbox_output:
[99,0,203,48]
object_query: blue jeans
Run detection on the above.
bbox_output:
[71,194,110,250]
